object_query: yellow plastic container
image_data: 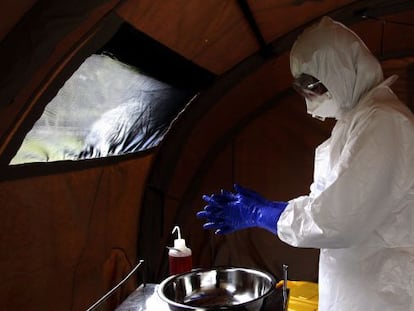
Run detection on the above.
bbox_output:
[276,280,318,311]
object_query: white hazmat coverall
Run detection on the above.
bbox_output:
[278,17,414,310]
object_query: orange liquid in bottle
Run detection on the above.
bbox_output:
[169,254,192,275]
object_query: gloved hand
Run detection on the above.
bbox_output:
[197,184,288,235]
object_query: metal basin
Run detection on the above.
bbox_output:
[157,267,276,311]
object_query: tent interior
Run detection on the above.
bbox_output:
[2,0,414,310]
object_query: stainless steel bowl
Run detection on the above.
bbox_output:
[157,267,276,311]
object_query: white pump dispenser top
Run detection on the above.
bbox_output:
[170,225,191,255]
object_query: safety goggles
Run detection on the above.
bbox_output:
[292,74,328,99]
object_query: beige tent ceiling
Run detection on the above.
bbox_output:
[2,1,414,311]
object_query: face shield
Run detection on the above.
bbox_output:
[292,73,340,120]
[292,73,328,100]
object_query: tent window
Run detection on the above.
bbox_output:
[10,23,214,165]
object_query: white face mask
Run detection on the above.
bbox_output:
[305,92,340,121]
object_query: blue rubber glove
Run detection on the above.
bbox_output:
[197,184,288,235]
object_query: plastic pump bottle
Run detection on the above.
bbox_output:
[168,225,192,275]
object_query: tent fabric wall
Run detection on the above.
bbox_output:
[138,8,414,284]
[2,1,414,311]
[0,154,152,310]
[0,0,37,42]
[116,0,357,74]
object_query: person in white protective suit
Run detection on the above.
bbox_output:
[197,16,414,310]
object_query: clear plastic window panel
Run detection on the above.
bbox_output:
[11,54,192,164]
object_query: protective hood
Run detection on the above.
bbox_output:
[290,16,384,116]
